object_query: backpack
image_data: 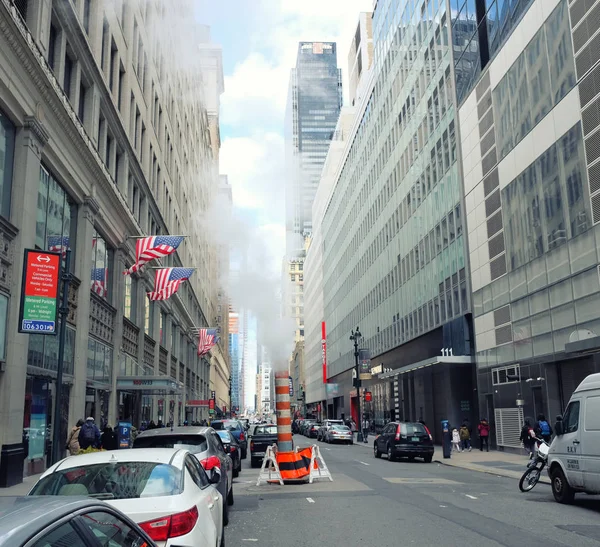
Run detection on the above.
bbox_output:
[81,422,96,444]
[538,420,551,436]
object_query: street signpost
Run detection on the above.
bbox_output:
[18,249,61,334]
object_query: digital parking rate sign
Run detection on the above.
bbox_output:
[18,249,61,334]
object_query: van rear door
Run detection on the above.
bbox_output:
[582,394,600,492]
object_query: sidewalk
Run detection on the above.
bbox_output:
[0,473,43,496]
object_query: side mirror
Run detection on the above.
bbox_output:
[554,421,564,436]
[209,467,221,485]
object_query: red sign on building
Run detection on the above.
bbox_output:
[321,321,327,384]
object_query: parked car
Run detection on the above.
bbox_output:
[0,496,157,547]
[307,423,321,439]
[374,421,434,462]
[211,420,248,459]
[29,448,224,546]
[548,372,600,504]
[249,424,278,468]
[302,421,316,436]
[133,426,234,525]
[325,425,353,444]
[317,420,344,441]
[216,429,242,478]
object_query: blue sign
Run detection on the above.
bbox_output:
[288,376,293,397]
[117,421,132,449]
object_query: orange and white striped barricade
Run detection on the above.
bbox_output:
[256,445,283,486]
[308,444,333,484]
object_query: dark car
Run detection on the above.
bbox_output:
[374,421,434,462]
[211,419,248,459]
[249,424,278,468]
[133,426,234,525]
[217,429,242,477]
[0,496,156,547]
[307,423,321,439]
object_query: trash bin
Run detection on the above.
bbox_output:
[117,422,132,449]
[441,419,451,459]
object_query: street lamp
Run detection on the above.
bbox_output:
[350,327,363,443]
[228,376,232,418]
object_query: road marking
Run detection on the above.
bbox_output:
[439,505,447,508]
[306,497,315,503]
[242,540,258,542]
[357,460,370,466]
[465,494,478,500]
[384,477,460,485]
[323,448,331,451]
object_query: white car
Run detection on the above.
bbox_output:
[28,448,224,547]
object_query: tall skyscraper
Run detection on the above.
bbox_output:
[285,42,343,257]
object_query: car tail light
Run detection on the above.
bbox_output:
[395,425,401,441]
[423,425,433,441]
[200,455,221,471]
[250,440,255,450]
[139,506,198,541]
[239,431,245,442]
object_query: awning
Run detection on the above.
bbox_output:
[377,356,474,380]
[116,376,183,394]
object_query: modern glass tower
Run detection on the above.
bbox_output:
[285,42,343,257]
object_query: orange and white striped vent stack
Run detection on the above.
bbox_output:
[274,370,293,452]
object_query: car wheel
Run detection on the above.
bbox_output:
[387,445,395,462]
[219,525,225,547]
[241,448,247,460]
[233,467,239,478]
[250,458,259,468]
[551,467,575,504]
[374,443,381,458]
[227,486,234,506]
[424,455,433,463]
[223,498,229,526]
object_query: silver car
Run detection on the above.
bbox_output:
[325,425,354,444]
[317,419,344,441]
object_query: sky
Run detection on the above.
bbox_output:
[196,0,373,276]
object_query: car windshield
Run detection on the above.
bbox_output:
[402,423,428,435]
[216,431,231,442]
[254,425,277,435]
[212,421,240,431]
[133,434,208,453]
[29,462,183,500]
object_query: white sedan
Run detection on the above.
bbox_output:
[28,448,224,547]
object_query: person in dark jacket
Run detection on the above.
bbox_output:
[534,414,553,444]
[520,418,536,459]
[78,417,101,450]
[101,426,118,450]
[477,418,491,452]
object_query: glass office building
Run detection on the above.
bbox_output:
[319,0,474,440]
[458,0,600,450]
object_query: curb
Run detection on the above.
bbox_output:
[434,459,551,485]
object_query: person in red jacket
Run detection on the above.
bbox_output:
[477,418,491,452]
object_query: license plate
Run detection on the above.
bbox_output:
[253,452,265,457]
[411,436,420,442]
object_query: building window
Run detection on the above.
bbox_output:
[159,311,165,345]
[492,364,520,386]
[82,0,91,33]
[0,293,7,360]
[63,52,74,99]
[48,22,58,71]
[124,275,136,322]
[36,166,76,270]
[0,111,15,219]
[87,337,113,386]
[91,231,110,300]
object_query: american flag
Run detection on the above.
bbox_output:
[91,267,108,297]
[147,267,194,301]
[47,235,69,258]
[123,236,185,275]
[197,328,219,356]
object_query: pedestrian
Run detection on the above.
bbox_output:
[66,419,84,455]
[78,417,101,450]
[148,420,156,430]
[520,418,536,459]
[534,414,553,444]
[101,426,118,450]
[362,418,369,443]
[477,418,491,452]
[459,423,471,451]
[451,428,462,452]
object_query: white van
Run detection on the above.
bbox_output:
[547,372,600,503]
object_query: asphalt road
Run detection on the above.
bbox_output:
[227,439,600,547]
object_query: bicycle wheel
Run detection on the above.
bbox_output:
[519,467,541,492]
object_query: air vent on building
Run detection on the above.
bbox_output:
[483,170,499,199]
[495,407,524,448]
[479,107,494,136]
[494,305,511,327]
[487,210,503,238]
[481,147,498,176]
[495,324,513,345]
[488,231,505,259]
[480,128,496,158]
[574,3,600,54]
[585,129,600,163]
[477,91,492,119]
[490,254,507,280]
[475,71,491,102]
[581,96,600,135]
[575,30,600,79]
[570,0,595,28]
[579,58,600,108]
[485,189,501,218]
[591,192,600,224]
[589,162,600,195]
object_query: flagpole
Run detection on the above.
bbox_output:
[125,235,189,239]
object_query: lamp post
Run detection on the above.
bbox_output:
[228,376,232,418]
[350,327,363,443]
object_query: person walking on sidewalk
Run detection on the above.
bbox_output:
[78,417,101,450]
[520,418,536,459]
[362,419,369,443]
[534,414,553,444]
[451,428,462,452]
[459,423,471,451]
[477,418,491,451]
[66,419,84,455]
